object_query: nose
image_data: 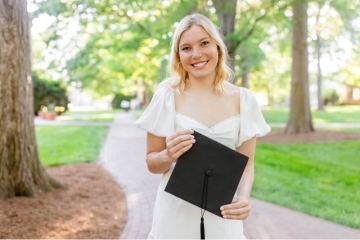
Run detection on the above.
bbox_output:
[192,47,202,58]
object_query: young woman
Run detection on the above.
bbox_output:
[135,13,270,239]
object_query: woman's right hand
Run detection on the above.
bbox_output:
[165,129,195,163]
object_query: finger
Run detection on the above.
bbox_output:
[166,129,194,141]
[221,200,247,211]
[167,129,194,142]
[172,141,194,159]
[173,138,196,152]
[166,138,195,160]
[166,134,195,150]
[221,206,250,216]
[223,212,250,220]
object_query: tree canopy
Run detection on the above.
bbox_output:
[29,0,360,105]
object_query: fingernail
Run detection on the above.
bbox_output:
[220,207,224,211]
[223,215,227,219]
[221,211,225,215]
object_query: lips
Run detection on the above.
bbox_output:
[191,61,208,67]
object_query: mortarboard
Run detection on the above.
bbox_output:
[165,130,249,239]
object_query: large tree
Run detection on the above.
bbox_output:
[212,0,295,89]
[284,0,314,134]
[0,0,63,199]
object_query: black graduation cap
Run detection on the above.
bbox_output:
[164,130,249,239]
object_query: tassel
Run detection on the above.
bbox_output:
[201,217,205,239]
[200,172,210,239]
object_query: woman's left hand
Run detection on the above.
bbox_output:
[220,197,251,220]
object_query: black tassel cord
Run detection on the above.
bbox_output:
[201,217,205,239]
[200,173,209,239]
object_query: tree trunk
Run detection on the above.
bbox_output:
[241,66,249,88]
[284,0,314,134]
[316,32,324,111]
[266,86,274,107]
[0,0,65,199]
[212,0,237,69]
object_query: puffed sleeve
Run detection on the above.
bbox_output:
[134,81,175,137]
[236,87,271,147]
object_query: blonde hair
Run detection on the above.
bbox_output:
[168,13,234,92]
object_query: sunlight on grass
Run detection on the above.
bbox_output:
[57,113,115,122]
[56,109,124,122]
[262,106,360,123]
[63,109,123,115]
[36,126,109,166]
[253,141,360,229]
[325,106,360,113]
[312,117,327,123]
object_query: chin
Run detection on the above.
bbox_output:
[190,71,216,80]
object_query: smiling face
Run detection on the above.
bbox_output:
[178,25,219,82]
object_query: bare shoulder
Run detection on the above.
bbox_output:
[222,81,240,96]
[223,81,255,99]
[222,81,240,113]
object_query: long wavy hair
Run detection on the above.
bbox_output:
[167,13,234,92]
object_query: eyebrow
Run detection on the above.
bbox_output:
[179,37,210,48]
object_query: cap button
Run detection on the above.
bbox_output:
[205,170,212,176]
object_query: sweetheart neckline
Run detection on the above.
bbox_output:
[175,112,240,130]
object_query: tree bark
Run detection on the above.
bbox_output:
[284,0,314,134]
[241,66,249,88]
[0,0,65,199]
[316,32,324,111]
[212,0,270,80]
[314,1,325,111]
[212,0,237,69]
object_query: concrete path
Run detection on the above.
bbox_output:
[37,113,360,239]
[97,113,161,239]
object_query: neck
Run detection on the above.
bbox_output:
[187,73,216,92]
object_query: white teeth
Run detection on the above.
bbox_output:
[193,62,207,67]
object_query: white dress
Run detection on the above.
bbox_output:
[135,81,271,239]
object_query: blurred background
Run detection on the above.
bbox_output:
[28,0,360,114]
[2,1,359,237]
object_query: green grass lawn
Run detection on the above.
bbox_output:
[35,108,360,229]
[137,105,360,124]
[56,109,124,122]
[36,126,109,166]
[262,105,360,123]
[253,141,360,229]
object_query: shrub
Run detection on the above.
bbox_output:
[323,88,340,106]
[33,72,69,115]
[111,93,134,109]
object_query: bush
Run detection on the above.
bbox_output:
[323,89,340,106]
[33,72,69,115]
[111,93,134,109]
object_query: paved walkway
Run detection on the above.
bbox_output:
[37,113,360,239]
